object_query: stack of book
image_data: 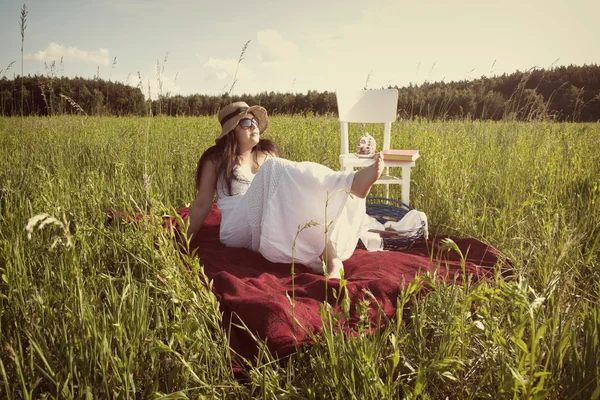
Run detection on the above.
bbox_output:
[382,149,420,162]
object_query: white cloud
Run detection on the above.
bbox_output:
[301,3,436,90]
[244,30,303,93]
[308,1,557,88]
[257,29,299,64]
[25,42,110,66]
[203,58,253,82]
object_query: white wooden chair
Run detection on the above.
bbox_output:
[336,88,417,205]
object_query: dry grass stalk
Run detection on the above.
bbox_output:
[363,70,373,90]
[0,61,16,77]
[59,94,87,115]
[19,3,28,124]
[229,40,250,96]
[39,80,49,112]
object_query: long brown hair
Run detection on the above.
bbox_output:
[194,131,282,196]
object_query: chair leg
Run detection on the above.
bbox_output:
[402,166,411,205]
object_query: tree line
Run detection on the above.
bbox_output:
[0,75,146,116]
[1,64,599,121]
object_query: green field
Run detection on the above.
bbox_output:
[0,115,599,398]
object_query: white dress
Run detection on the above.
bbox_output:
[216,157,368,273]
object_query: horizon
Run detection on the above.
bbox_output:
[1,0,598,99]
[4,62,598,97]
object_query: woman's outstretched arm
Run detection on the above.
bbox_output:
[187,158,218,240]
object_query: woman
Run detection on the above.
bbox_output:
[187,101,383,279]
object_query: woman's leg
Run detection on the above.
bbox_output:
[321,238,344,279]
[350,152,384,198]
[319,153,384,278]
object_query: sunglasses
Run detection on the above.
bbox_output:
[238,118,259,129]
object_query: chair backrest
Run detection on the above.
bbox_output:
[336,88,399,155]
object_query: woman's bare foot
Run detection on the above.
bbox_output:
[327,258,344,280]
[350,152,384,198]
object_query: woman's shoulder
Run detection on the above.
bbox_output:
[199,148,222,175]
[257,138,283,159]
[256,149,280,164]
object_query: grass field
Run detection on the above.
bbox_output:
[0,115,599,399]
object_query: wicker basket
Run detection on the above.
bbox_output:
[358,196,425,251]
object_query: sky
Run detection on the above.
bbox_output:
[0,0,598,99]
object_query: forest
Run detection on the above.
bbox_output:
[1,63,599,121]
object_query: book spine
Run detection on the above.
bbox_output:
[382,156,414,161]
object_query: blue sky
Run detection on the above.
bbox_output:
[1,0,598,98]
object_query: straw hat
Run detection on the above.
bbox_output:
[217,101,268,141]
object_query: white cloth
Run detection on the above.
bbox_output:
[216,157,366,273]
[384,210,429,240]
[358,214,385,251]
[356,209,429,252]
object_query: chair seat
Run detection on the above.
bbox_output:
[374,175,405,185]
[339,153,418,168]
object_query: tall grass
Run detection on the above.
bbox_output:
[19,4,27,129]
[229,40,250,96]
[0,115,599,398]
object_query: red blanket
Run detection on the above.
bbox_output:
[170,204,511,363]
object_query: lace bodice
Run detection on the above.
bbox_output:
[216,166,255,200]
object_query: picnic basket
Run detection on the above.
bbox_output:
[358,196,425,251]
